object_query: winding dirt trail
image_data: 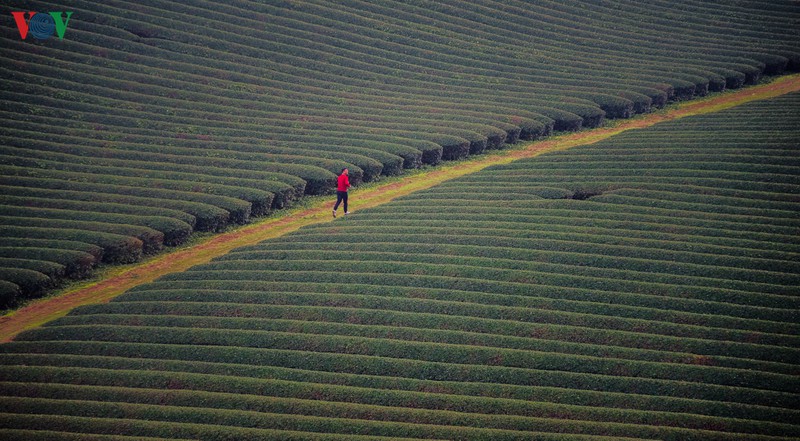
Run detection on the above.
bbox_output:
[2,74,799,342]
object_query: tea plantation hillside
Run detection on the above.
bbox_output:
[1,91,798,439]
[2,0,800,306]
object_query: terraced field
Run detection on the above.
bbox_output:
[2,0,800,306]
[1,87,798,439]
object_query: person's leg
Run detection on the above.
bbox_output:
[343,192,348,214]
[333,191,344,217]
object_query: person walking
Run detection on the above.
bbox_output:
[333,168,350,218]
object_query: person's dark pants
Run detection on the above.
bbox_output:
[334,191,348,212]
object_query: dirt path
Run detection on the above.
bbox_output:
[2,73,799,342]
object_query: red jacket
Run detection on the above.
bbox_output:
[337,173,350,192]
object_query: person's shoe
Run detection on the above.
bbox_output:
[332,210,337,218]
[344,212,350,216]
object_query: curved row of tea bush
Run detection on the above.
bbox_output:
[1,91,798,438]
[2,0,799,304]
[116,280,798,349]
[43,309,797,375]
[5,379,790,439]
[1,352,797,425]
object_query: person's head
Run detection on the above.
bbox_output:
[341,168,348,176]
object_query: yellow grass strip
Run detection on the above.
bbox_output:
[1,74,799,342]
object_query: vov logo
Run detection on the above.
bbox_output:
[10,11,73,40]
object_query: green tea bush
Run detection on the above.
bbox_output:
[1,2,799,439]
[0,269,51,307]
[0,281,20,310]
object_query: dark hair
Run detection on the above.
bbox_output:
[341,168,347,173]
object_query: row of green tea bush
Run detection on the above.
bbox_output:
[3,353,796,425]
[1,2,799,438]
[2,339,796,411]
[2,0,797,305]
[7,91,797,438]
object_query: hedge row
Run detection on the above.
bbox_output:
[270,227,799,288]
[0,414,444,441]
[128,283,793,353]
[2,1,799,439]
[0,175,251,225]
[0,107,442,171]
[157,272,795,331]
[3,353,796,425]
[3,340,796,411]
[71,0,777,104]
[2,0,796,307]
[289,216,797,260]
[5,92,793,437]
[215,248,797,321]
[0,206,190,247]
[0,235,130,308]
[0,243,101,309]
[2,72,524,156]
[111,284,800,349]
[1,0,792,151]
[0,271,48,309]
[0,382,795,440]
[48,312,797,375]
[0,226,142,265]
[0,142,303,207]
[17,324,797,393]
[366,199,798,242]
[1,186,230,233]
[201,239,798,302]
[89,286,797,362]
[0,64,556,150]
[355,210,797,257]
[0,249,94,279]
[294,205,799,253]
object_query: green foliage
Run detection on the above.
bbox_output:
[0,269,51,307]
[0,281,21,310]
[0,247,96,278]
[1,1,800,439]
[5,91,799,438]
[0,175,252,224]
[0,206,191,247]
